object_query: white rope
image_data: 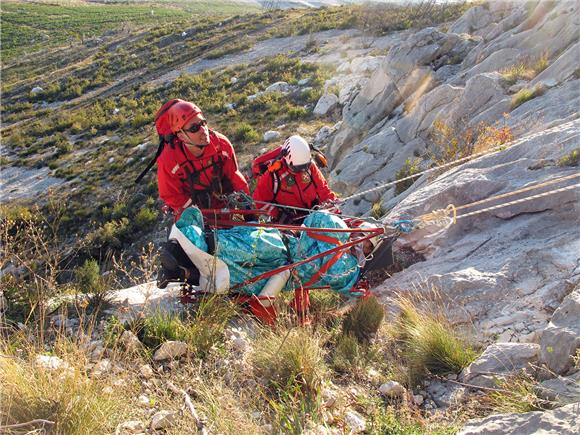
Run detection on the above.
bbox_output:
[456,182,579,219]
[342,140,519,202]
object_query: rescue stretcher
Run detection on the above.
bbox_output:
[158,207,394,325]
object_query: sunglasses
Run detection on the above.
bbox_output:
[182,119,207,134]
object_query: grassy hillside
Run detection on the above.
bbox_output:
[0,0,469,284]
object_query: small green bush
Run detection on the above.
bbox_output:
[391,296,478,385]
[74,259,105,295]
[231,122,260,143]
[134,207,158,229]
[395,158,421,195]
[558,149,579,167]
[511,85,545,109]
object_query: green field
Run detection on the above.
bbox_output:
[0,0,260,60]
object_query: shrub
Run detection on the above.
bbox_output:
[134,207,158,230]
[501,53,549,85]
[391,295,477,385]
[558,149,579,167]
[511,85,545,109]
[74,259,105,294]
[484,373,543,413]
[428,117,513,166]
[395,158,421,195]
[332,333,363,373]
[287,105,308,119]
[371,201,385,219]
[137,297,235,357]
[231,122,260,143]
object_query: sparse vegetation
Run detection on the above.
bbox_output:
[389,295,478,385]
[428,116,513,166]
[395,158,421,195]
[500,54,550,85]
[511,85,545,109]
[558,149,580,167]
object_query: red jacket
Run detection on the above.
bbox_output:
[157,130,249,217]
[252,161,337,222]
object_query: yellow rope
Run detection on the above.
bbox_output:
[416,175,580,226]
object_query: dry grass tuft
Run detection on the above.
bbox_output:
[250,327,327,398]
[342,295,385,342]
[390,295,478,385]
[0,340,132,434]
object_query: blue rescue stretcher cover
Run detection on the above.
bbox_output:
[176,208,361,296]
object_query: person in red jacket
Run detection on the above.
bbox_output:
[253,135,337,223]
[154,99,249,219]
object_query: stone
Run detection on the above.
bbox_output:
[413,394,424,406]
[138,395,152,407]
[458,403,580,435]
[231,336,248,353]
[150,410,177,430]
[116,420,145,434]
[426,380,467,408]
[379,381,406,398]
[31,86,44,94]
[463,48,522,79]
[298,78,311,86]
[540,288,580,375]
[375,119,580,344]
[322,388,338,408]
[92,359,112,377]
[225,103,236,111]
[265,81,292,94]
[460,343,540,388]
[314,93,339,116]
[263,130,281,142]
[535,372,580,407]
[230,77,238,84]
[120,330,141,352]
[344,410,366,433]
[448,6,493,36]
[35,355,69,371]
[153,341,188,361]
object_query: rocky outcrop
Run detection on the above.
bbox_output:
[374,119,579,338]
[458,403,580,435]
[540,287,580,375]
[535,372,580,407]
[460,343,540,388]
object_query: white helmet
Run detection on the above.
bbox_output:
[282,135,311,172]
[358,222,382,252]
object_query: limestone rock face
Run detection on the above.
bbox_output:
[458,403,580,435]
[540,288,580,375]
[460,343,540,388]
[535,372,580,407]
[374,119,580,340]
[314,93,339,116]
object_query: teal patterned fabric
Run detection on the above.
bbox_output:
[176,208,360,296]
[289,212,360,296]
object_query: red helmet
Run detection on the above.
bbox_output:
[154,99,202,135]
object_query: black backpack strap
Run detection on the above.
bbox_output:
[271,171,280,201]
[134,137,166,184]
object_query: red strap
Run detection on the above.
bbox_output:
[307,231,341,246]
[303,250,344,288]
